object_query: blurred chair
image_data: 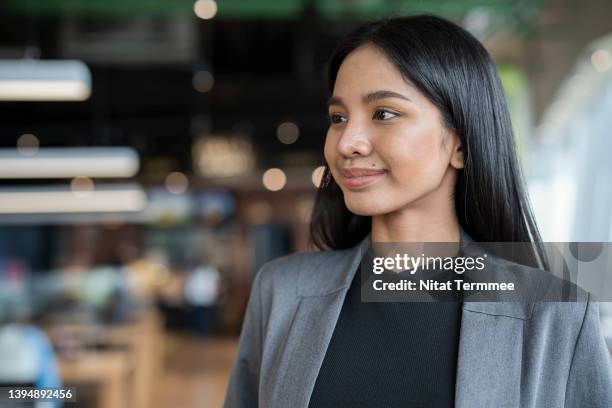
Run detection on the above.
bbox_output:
[0,323,62,408]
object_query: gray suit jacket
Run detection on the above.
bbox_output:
[224,233,612,407]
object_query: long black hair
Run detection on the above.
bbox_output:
[309,14,549,270]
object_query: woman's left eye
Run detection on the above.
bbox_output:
[372,109,398,121]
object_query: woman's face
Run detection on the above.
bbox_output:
[324,44,463,216]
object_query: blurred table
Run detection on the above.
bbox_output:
[59,350,131,408]
[105,310,163,408]
[45,309,163,408]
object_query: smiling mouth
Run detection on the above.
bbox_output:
[339,168,387,189]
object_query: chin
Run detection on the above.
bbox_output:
[343,193,395,216]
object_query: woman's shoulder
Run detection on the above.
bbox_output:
[461,247,595,327]
[467,244,590,305]
[254,245,363,298]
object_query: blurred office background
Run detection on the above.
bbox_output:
[0,0,612,406]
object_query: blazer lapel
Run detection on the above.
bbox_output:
[455,303,525,408]
[455,229,531,407]
[269,236,371,408]
[270,293,351,408]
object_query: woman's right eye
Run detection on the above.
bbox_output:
[329,113,347,124]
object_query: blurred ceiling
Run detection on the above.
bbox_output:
[5,0,544,19]
[0,0,550,185]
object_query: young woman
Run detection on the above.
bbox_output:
[224,15,612,408]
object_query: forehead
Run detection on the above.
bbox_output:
[333,44,417,96]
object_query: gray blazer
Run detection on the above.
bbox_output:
[224,234,612,408]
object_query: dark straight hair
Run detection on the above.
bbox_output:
[309,14,549,270]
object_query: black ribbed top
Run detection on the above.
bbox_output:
[308,255,462,408]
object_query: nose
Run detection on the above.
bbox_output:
[336,123,372,158]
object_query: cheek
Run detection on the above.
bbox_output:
[382,127,443,178]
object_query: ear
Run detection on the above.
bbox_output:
[449,132,464,170]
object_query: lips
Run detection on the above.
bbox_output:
[338,167,387,189]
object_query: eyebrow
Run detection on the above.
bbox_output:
[326,90,412,108]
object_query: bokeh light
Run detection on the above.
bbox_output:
[165,172,189,194]
[194,0,218,20]
[71,176,95,197]
[311,166,325,188]
[276,121,299,144]
[262,168,286,191]
[193,70,215,93]
[16,133,39,156]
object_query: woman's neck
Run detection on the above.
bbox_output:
[371,200,461,243]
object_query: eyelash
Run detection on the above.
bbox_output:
[373,109,398,121]
[329,113,346,124]
[329,109,399,124]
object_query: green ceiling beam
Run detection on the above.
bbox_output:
[4,0,545,19]
[217,0,303,18]
[5,0,194,17]
[4,0,303,18]
[316,0,544,18]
